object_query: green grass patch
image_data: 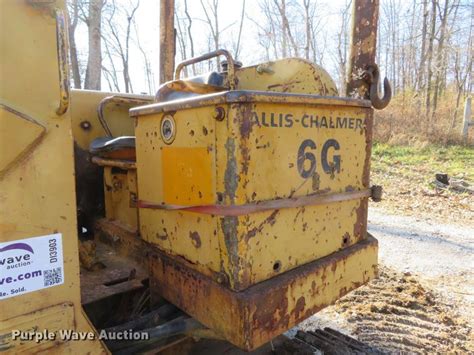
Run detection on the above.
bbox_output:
[371,143,473,183]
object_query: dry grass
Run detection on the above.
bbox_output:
[373,89,473,145]
[370,143,473,224]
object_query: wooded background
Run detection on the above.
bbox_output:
[67,0,473,144]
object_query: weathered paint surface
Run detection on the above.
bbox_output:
[137,105,221,278]
[0,1,106,353]
[70,89,152,151]
[136,91,373,291]
[162,146,214,205]
[346,0,380,99]
[0,104,46,177]
[103,166,138,230]
[235,58,339,96]
[149,235,378,351]
[54,8,69,116]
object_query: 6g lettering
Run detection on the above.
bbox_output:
[297,139,341,178]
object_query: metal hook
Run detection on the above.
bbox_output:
[365,64,391,110]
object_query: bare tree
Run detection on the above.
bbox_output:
[200,0,220,67]
[308,2,324,64]
[184,0,196,71]
[303,0,311,60]
[335,0,351,94]
[103,0,140,93]
[274,0,298,57]
[425,0,437,122]
[432,0,459,113]
[175,4,189,73]
[417,0,429,91]
[135,21,156,94]
[84,0,104,90]
[67,0,82,89]
[175,0,197,75]
[234,0,246,60]
[450,3,473,129]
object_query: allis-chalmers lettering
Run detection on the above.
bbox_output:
[250,112,365,131]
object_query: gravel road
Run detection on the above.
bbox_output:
[295,207,473,353]
[369,206,473,324]
[368,207,473,279]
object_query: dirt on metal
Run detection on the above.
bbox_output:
[300,266,473,353]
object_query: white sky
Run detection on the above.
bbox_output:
[74,0,358,94]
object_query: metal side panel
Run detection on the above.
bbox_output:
[149,235,378,351]
[0,1,106,353]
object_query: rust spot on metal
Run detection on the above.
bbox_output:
[148,236,378,351]
[237,103,255,187]
[221,216,241,287]
[54,9,70,116]
[189,231,202,248]
[240,144,250,178]
[342,232,351,247]
[267,80,302,91]
[311,172,320,191]
[362,111,374,187]
[346,0,379,100]
[293,296,306,318]
[239,106,254,139]
[252,286,290,332]
[224,138,238,203]
[293,207,304,223]
[157,228,168,240]
[302,222,308,232]
[354,199,368,242]
[245,210,279,243]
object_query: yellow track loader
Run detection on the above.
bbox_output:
[0,0,390,353]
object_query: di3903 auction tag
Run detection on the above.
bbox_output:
[0,233,64,300]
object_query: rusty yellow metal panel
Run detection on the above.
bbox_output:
[0,303,74,353]
[70,90,152,151]
[134,91,373,290]
[162,147,214,205]
[0,1,106,353]
[137,106,221,277]
[149,235,378,351]
[0,104,46,177]
[215,101,371,290]
[235,58,339,96]
[103,167,138,230]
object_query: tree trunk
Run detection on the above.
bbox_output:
[432,0,449,114]
[417,0,429,91]
[184,0,196,74]
[304,0,311,60]
[425,0,437,123]
[84,0,103,90]
[67,0,81,89]
[234,0,246,60]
